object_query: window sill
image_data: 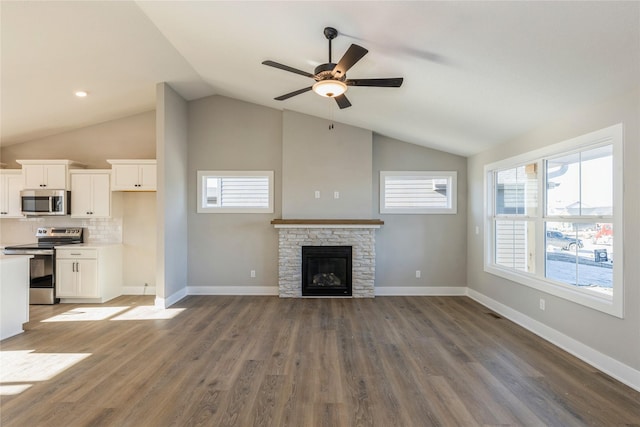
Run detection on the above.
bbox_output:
[483,264,622,318]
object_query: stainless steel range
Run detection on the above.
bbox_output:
[3,227,83,304]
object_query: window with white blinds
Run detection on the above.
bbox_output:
[197,171,274,213]
[380,171,457,214]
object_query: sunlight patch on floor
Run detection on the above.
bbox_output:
[41,306,129,322]
[111,305,185,320]
[0,350,91,396]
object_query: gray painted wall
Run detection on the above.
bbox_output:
[156,83,189,303]
[184,96,468,291]
[467,87,640,370]
[187,96,282,288]
[282,110,373,219]
[373,134,467,288]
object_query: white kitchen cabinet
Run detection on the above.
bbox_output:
[0,170,24,218]
[70,170,111,218]
[56,245,122,303]
[17,160,85,190]
[57,256,98,298]
[107,160,156,191]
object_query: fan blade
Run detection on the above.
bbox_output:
[274,87,313,101]
[332,44,368,78]
[262,60,314,78]
[334,94,352,109]
[346,78,404,87]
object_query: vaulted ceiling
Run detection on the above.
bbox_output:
[2,1,638,156]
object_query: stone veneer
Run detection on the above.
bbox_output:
[276,226,378,298]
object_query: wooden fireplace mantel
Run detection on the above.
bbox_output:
[271,219,384,229]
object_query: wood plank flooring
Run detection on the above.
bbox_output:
[1,295,639,426]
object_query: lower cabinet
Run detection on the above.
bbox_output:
[56,245,122,303]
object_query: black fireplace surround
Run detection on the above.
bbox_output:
[302,246,352,296]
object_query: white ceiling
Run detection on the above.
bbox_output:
[2,1,638,156]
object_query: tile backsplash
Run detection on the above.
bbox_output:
[1,216,122,245]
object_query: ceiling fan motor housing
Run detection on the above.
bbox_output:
[314,63,344,81]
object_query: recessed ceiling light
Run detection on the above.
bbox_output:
[74,91,88,98]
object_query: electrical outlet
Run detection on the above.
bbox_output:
[475,226,480,235]
[416,270,421,278]
[250,270,256,278]
[314,190,320,199]
[539,298,546,311]
[334,191,340,199]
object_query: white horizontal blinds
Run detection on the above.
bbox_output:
[205,177,219,206]
[219,176,269,208]
[384,175,448,209]
[495,220,528,271]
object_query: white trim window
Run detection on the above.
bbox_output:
[380,171,457,214]
[484,124,623,317]
[197,171,274,213]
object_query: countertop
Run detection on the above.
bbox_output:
[54,242,123,249]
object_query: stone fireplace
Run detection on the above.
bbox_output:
[272,219,383,298]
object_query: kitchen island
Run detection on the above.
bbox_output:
[0,254,31,340]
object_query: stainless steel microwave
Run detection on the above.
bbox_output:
[20,189,70,216]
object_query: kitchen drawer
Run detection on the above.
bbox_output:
[55,249,97,259]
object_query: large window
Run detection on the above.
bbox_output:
[197,171,274,213]
[380,171,457,214]
[484,124,623,317]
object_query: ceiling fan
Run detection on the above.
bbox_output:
[262,27,403,109]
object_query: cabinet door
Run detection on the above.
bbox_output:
[71,174,93,217]
[5,173,24,217]
[111,164,140,190]
[22,164,45,189]
[76,259,98,297]
[44,165,67,189]
[71,173,110,218]
[138,164,157,190]
[0,173,24,217]
[56,259,77,297]
[22,164,67,189]
[91,174,111,216]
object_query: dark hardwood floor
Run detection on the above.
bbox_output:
[1,295,639,426]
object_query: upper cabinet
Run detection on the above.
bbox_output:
[17,160,85,190]
[107,160,156,191]
[0,170,24,218]
[70,170,111,218]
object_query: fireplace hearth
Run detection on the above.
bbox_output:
[302,246,352,296]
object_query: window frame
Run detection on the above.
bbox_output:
[484,124,623,318]
[197,170,274,214]
[380,170,457,214]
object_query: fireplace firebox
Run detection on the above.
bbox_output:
[302,246,352,296]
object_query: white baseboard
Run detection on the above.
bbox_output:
[467,288,640,393]
[122,286,156,295]
[375,286,468,296]
[187,286,279,296]
[155,287,188,309]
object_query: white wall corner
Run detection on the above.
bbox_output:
[155,287,188,309]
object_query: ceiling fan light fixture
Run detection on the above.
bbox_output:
[312,80,347,98]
